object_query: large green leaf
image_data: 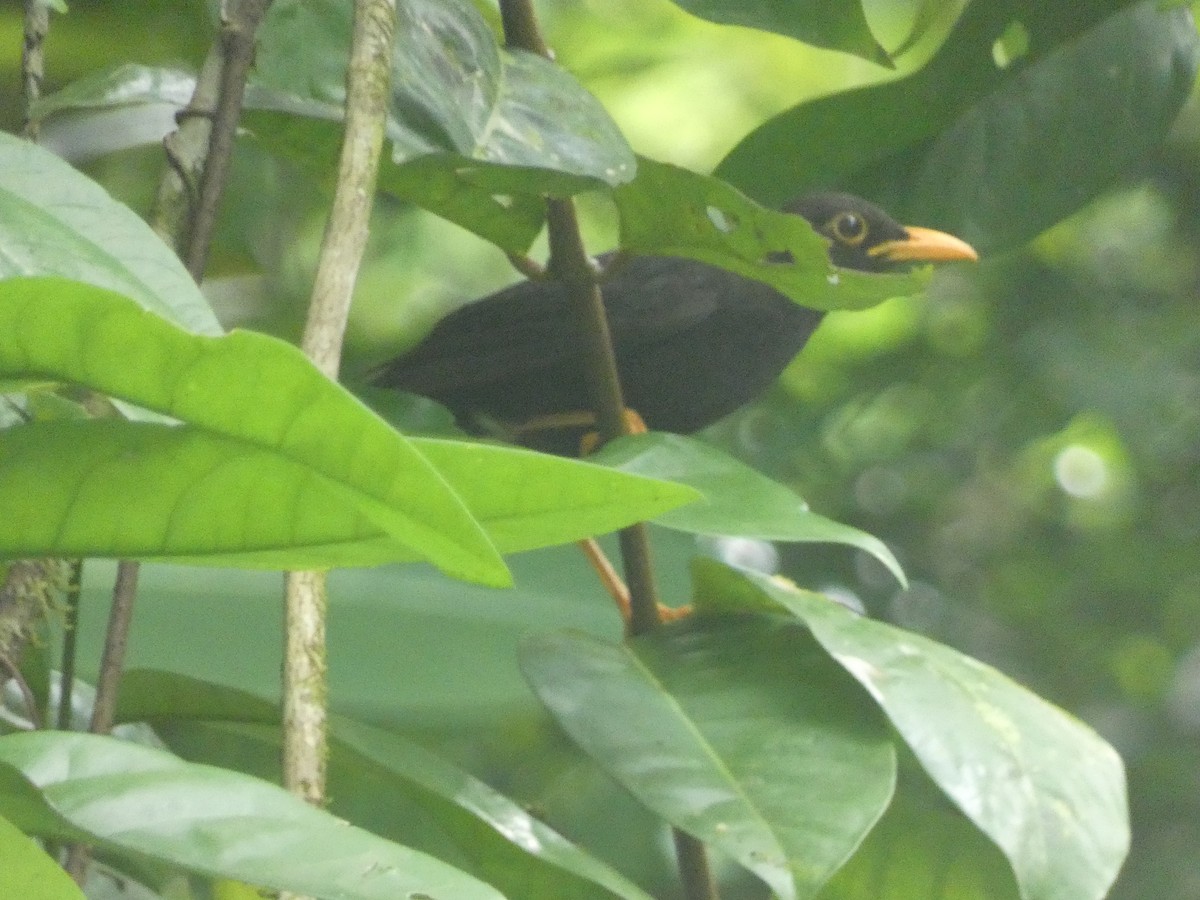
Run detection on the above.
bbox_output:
[719,1,1198,252]
[0,276,505,583]
[0,812,84,900]
[693,561,1130,900]
[521,621,896,900]
[0,131,219,335]
[615,159,929,312]
[248,0,636,251]
[0,278,696,575]
[591,433,904,585]
[0,732,505,900]
[0,421,694,567]
[665,0,889,65]
[111,670,654,900]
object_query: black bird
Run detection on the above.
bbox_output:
[372,193,977,451]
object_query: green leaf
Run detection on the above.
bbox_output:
[521,621,896,900]
[0,276,508,583]
[0,812,85,900]
[410,437,699,555]
[0,421,695,568]
[591,433,905,585]
[114,671,655,900]
[718,2,1199,252]
[0,131,219,335]
[247,0,636,251]
[614,159,929,313]
[818,783,1020,899]
[698,562,1130,900]
[665,0,890,65]
[0,732,506,900]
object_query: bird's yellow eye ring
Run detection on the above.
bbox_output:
[828,211,867,246]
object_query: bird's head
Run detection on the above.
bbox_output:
[785,192,978,272]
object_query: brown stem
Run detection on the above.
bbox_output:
[497,2,716,897]
[88,561,138,735]
[184,0,276,281]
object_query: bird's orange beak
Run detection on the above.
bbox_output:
[868,225,979,264]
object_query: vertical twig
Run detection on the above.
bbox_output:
[21,0,49,139]
[184,0,275,281]
[56,559,83,729]
[496,2,718,898]
[282,0,396,811]
[86,561,139,736]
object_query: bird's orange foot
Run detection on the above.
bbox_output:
[579,407,647,456]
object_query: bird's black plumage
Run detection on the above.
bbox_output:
[372,193,976,450]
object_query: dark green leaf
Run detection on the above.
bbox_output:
[818,782,1020,899]
[0,131,219,335]
[0,732,506,900]
[522,621,895,900]
[248,0,636,251]
[666,0,890,65]
[592,433,904,585]
[719,2,1199,252]
[615,159,929,312]
[696,562,1130,900]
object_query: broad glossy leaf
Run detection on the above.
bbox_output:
[719,1,1198,252]
[0,812,84,900]
[695,562,1130,900]
[591,433,904,585]
[0,131,219,335]
[666,0,889,65]
[0,732,505,900]
[0,420,694,567]
[249,0,635,251]
[521,621,896,900]
[410,437,699,555]
[0,276,507,584]
[615,159,929,313]
[114,671,654,900]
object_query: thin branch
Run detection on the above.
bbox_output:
[497,3,717,896]
[282,0,396,810]
[87,560,138,735]
[56,559,82,729]
[184,0,275,281]
[0,654,41,730]
[21,0,49,139]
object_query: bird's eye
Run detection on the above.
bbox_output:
[829,212,867,245]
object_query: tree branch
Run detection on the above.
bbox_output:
[282,0,396,813]
[496,2,716,897]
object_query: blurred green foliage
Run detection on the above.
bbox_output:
[2,1,1199,897]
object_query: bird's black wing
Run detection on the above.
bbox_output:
[371,254,724,399]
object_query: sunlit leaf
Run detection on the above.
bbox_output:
[0,812,84,900]
[666,0,890,65]
[0,131,219,335]
[0,276,507,583]
[522,621,895,900]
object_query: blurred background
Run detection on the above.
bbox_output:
[2,1,1198,897]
